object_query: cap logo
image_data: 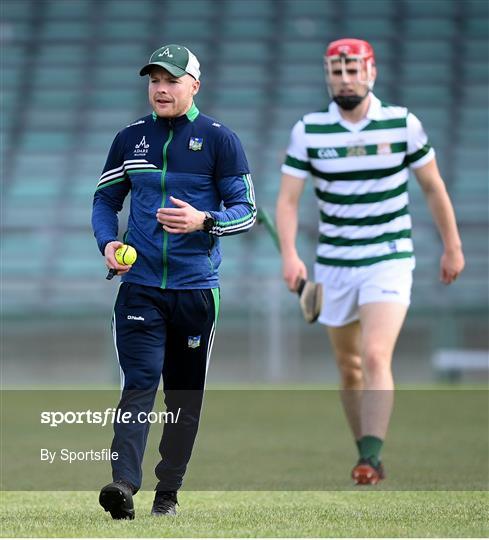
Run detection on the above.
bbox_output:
[141,44,200,80]
[158,47,174,58]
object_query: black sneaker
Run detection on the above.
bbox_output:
[99,480,135,520]
[151,491,178,516]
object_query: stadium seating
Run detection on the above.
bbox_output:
[1,0,488,323]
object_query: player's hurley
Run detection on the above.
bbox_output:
[106,268,118,280]
[296,279,323,324]
[257,208,322,323]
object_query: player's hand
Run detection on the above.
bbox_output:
[156,196,205,234]
[282,253,308,292]
[104,241,132,275]
[440,247,465,284]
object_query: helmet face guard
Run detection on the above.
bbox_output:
[324,55,375,91]
[324,38,376,96]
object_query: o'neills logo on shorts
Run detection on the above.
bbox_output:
[127,315,145,321]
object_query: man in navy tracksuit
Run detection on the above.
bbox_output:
[92,44,256,519]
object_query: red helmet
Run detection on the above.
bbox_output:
[324,38,376,91]
[326,38,375,64]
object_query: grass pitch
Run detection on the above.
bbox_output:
[2,386,487,536]
[3,388,487,491]
[1,490,488,537]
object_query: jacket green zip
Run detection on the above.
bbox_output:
[160,125,173,288]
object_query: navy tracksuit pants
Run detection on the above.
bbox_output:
[110,282,218,492]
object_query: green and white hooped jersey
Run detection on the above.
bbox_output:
[282,94,434,268]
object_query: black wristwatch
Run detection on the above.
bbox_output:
[202,211,215,233]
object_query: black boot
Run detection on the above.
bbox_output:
[151,490,178,516]
[99,480,135,520]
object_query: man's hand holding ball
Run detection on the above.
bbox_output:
[105,241,137,280]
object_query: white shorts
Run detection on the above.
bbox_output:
[315,259,414,327]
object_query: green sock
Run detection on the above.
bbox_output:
[356,439,362,456]
[359,435,383,466]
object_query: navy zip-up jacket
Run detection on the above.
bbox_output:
[92,103,256,289]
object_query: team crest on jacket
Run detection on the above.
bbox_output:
[347,144,367,157]
[134,136,150,155]
[188,137,203,151]
[187,335,201,348]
